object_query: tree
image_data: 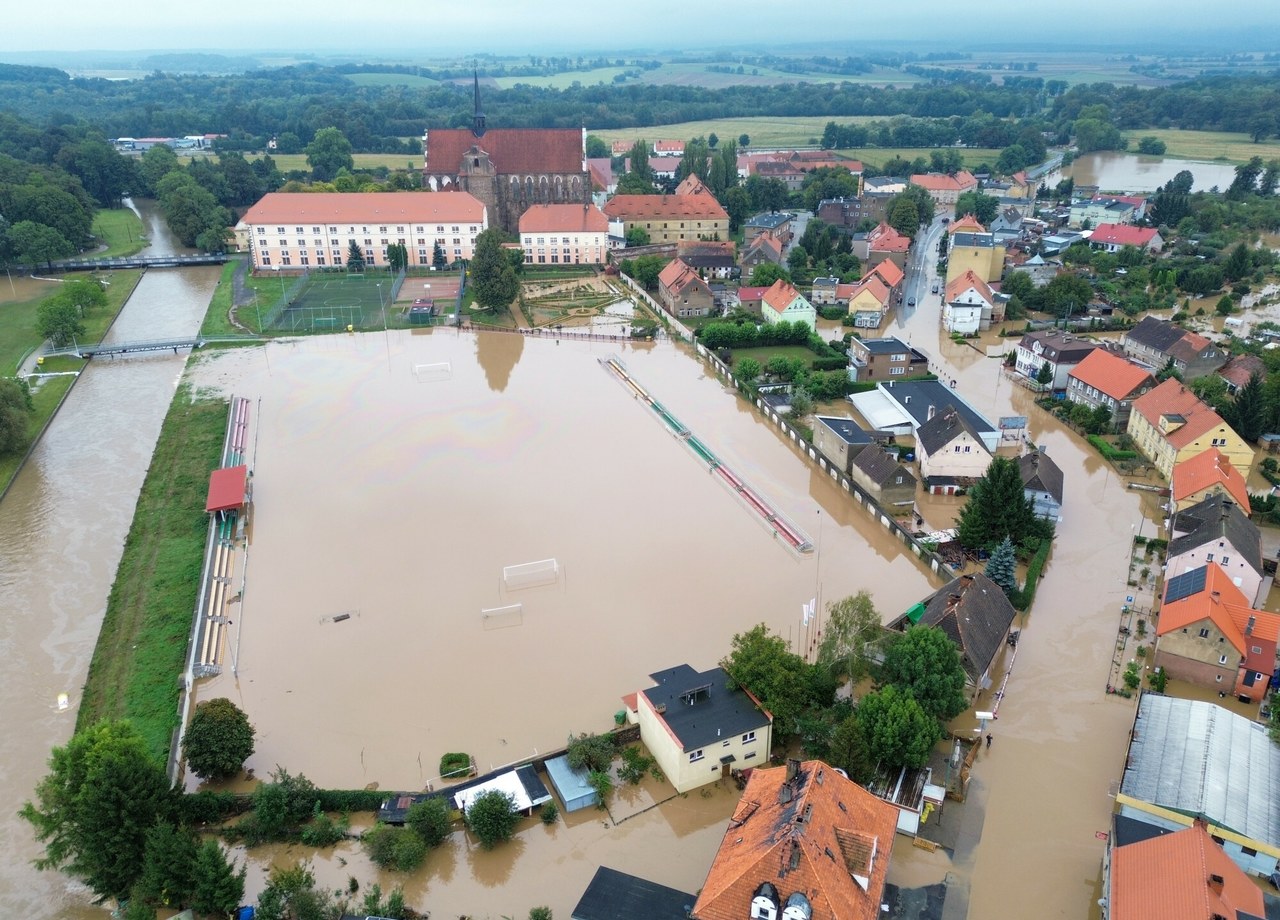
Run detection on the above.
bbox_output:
[1035,362,1053,386]
[465,789,519,849]
[1041,273,1094,319]
[432,241,448,269]
[37,292,87,347]
[1136,137,1167,155]
[386,242,408,273]
[708,132,719,149]
[739,134,750,147]
[615,171,655,195]
[362,824,428,871]
[955,456,1041,551]
[0,378,34,455]
[625,225,650,246]
[887,197,920,238]
[183,698,255,781]
[984,536,1018,596]
[1227,372,1266,443]
[9,219,73,269]
[134,822,198,910]
[530,908,553,920]
[735,357,761,384]
[566,732,615,773]
[346,239,365,270]
[57,279,108,315]
[1229,156,1264,199]
[627,139,650,181]
[190,839,245,918]
[788,388,814,420]
[856,685,939,769]
[954,191,999,225]
[20,721,174,903]
[786,244,809,274]
[584,135,609,158]
[305,127,354,182]
[816,592,883,682]
[255,863,336,920]
[748,262,791,287]
[827,712,873,783]
[721,624,835,739]
[406,797,452,848]
[249,767,320,840]
[1250,114,1278,144]
[880,626,969,723]
[470,228,519,312]
[1223,243,1251,282]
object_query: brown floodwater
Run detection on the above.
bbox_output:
[1060,152,1239,193]
[0,200,218,919]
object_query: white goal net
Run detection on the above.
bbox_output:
[502,558,559,590]
[481,603,524,630]
[413,361,452,382]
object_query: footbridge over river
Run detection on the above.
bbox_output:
[23,253,229,273]
[42,335,260,359]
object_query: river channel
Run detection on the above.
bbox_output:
[3,207,1159,919]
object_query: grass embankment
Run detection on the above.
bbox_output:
[76,389,229,763]
[90,207,147,259]
[1120,128,1280,164]
[200,258,252,337]
[0,270,144,495]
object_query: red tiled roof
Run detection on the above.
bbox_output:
[1132,379,1231,449]
[519,204,608,234]
[847,275,890,306]
[1110,822,1264,920]
[240,191,485,226]
[658,259,708,297]
[1068,349,1155,401]
[1172,448,1251,508]
[654,139,685,154]
[867,259,903,288]
[762,279,803,313]
[868,222,910,253]
[1218,353,1265,390]
[1090,223,1159,247]
[675,174,714,197]
[693,761,897,920]
[949,214,986,234]
[425,128,583,176]
[743,236,783,261]
[737,286,768,301]
[910,170,977,192]
[603,194,728,220]
[944,270,995,305]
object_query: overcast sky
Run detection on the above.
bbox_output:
[6,0,1278,54]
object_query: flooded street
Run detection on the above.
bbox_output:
[0,203,218,920]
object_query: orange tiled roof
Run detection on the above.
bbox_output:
[1132,379,1231,449]
[944,269,995,305]
[693,761,897,920]
[737,286,768,301]
[1110,822,1264,920]
[240,191,485,225]
[868,222,910,253]
[658,258,707,296]
[1090,223,1160,247]
[762,279,803,313]
[848,275,891,307]
[519,204,608,234]
[675,174,714,197]
[1068,349,1155,401]
[603,194,728,220]
[867,259,903,288]
[1155,565,1276,657]
[949,214,986,234]
[1218,353,1266,390]
[910,170,977,192]
[424,128,584,176]
[1171,448,1251,509]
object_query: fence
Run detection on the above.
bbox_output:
[694,342,953,582]
[615,273,694,344]
[258,269,313,329]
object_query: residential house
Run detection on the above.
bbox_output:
[602,194,729,244]
[634,664,772,794]
[1170,448,1251,514]
[946,230,1006,285]
[1065,349,1156,432]
[848,379,1000,450]
[850,447,917,507]
[1070,196,1139,229]
[239,191,488,271]
[1167,493,1265,605]
[856,222,911,272]
[844,273,893,329]
[586,158,615,198]
[1126,379,1254,479]
[1156,565,1278,701]
[989,206,1026,239]
[691,760,897,920]
[1013,330,1098,390]
[572,867,695,920]
[888,573,1018,696]
[649,159,679,182]
[810,276,844,306]
[862,176,908,195]
[910,170,979,206]
[1103,820,1265,920]
[817,194,893,231]
[812,417,886,474]
[1123,315,1186,374]
[1118,694,1280,878]
[1007,253,1060,288]
[674,174,715,198]
[519,204,610,265]
[761,280,816,331]
[742,212,793,246]
[948,214,985,235]
[1217,353,1266,395]
[611,140,632,156]
[657,259,715,318]
[1089,224,1163,253]
[739,235,784,274]
[1018,448,1064,520]
[916,409,994,490]
[943,270,999,335]
[653,139,685,157]
[676,240,738,279]
[753,159,811,191]
[736,286,767,316]
[847,336,929,383]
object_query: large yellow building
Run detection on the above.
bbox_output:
[1127,379,1254,479]
[602,194,729,244]
[946,229,1006,284]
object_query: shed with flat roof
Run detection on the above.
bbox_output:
[545,753,598,813]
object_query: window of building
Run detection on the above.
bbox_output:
[722,739,731,747]
[742,731,756,744]
[280,255,291,265]
[451,226,459,233]
[453,238,461,246]
[1253,646,1263,655]
[299,255,309,265]
[311,226,320,234]
[1242,846,1259,857]
[316,256,326,266]
[276,226,285,234]
[295,226,303,233]
[329,226,337,233]
[689,750,704,763]
[1222,556,1230,565]
[297,239,305,247]
[257,227,265,235]
[892,353,907,362]
[1219,654,1229,665]
[1206,553,1214,562]
[261,255,271,265]
[454,248,461,256]
[278,239,287,247]
[964,446,971,453]
[1199,628,1210,638]
[364,238,372,246]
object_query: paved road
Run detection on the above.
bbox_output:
[898,216,948,330]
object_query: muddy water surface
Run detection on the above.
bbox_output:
[0,202,218,919]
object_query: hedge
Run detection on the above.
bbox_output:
[1013,538,1053,611]
[1087,435,1138,461]
[175,787,388,827]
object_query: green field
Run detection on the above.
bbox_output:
[246,152,420,172]
[344,71,440,88]
[643,62,919,89]
[1121,128,1280,164]
[89,208,147,259]
[590,115,880,150]
[834,147,1005,170]
[494,67,630,89]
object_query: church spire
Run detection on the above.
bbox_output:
[472,68,486,138]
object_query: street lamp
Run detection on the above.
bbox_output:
[272,264,285,305]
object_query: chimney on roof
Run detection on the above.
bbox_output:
[927,405,936,421]
[1208,874,1225,896]
[1211,591,1221,603]
[786,758,800,783]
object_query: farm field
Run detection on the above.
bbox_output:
[1119,128,1280,163]
[833,147,1005,170]
[589,115,879,150]
[246,152,421,171]
[639,62,920,88]
[344,72,440,88]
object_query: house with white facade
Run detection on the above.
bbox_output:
[761,279,816,331]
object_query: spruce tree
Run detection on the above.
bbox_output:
[1228,371,1266,443]
[190,840,245,919]
[985,536,1018,596]
[469,229,519,312]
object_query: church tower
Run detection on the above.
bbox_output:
[471,69,486,138]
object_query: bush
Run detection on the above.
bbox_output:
[1123,662,1141,691]
[313,789,387,813]
[540,803,559,826]
[362,824,428,871]
[300,802,349,847]
[439,752,472,779]
[1086,434,1138,461]
[466,790,520,849]
[618,746,656,785]
[183,698,255,781]
[566,732,615,773]
[588,770,614,808]
[406,798,452,848]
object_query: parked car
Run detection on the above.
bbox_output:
[931,283,939,294]
[907,298,916,307]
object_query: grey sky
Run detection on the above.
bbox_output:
[6,0,1279,53]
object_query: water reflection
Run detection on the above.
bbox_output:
[475,329,524,392]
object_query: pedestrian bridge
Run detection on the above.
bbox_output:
[43,335,259,359]
[26,253,228,273]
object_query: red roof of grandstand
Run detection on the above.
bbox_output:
[206,465,248,513]
[241,191,484,225]
[519,204,608,234]
[424,128,583,176]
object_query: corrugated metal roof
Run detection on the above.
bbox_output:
[1121,695,1280,846]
